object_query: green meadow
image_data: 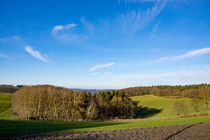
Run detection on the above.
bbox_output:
[0,93,12,113]
[131,95,208,118]
[0,92,209,135]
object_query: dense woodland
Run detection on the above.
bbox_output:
[123,84,210,99]
[12,85,136,121]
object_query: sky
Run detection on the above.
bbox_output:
[0,0,210,89]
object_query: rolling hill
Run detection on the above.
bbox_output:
[131,95,208,118]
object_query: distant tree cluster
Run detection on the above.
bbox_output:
[0,85,20,93]
[12,85,136,121]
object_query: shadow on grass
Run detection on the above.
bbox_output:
[132,101,162,118]
[135,106,163,118]
[0,119,126,136]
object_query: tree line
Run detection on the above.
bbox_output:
[12,85,136,121]
[0,85,20,93]
[123,84,210,100]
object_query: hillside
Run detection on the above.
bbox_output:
[0,93,12,113]
[131,95,209,118]
[0,93,17,120]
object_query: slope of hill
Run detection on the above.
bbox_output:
[0,93,17,120]
[131,95,209,118]
[0,93,12,113]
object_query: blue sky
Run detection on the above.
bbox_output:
[0,0,210,89]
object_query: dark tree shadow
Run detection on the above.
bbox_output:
[0,119,127,138]
[135,106,162,118]
[133,101,162,118]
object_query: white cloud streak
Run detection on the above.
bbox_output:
[173,47,210,60]
[90,72,99,76]
[51,0,169,43]
[155,56,169,62]
[0,53,12,60]
[107,67,210,88]
[90,62,115,72]
[104,72,111,75]
[81,17,94,33]
[115,0,169,34]
[52,20,92,42]
[52,24,77,36]
[154,47,210,63]
[80,67,210,89]
[25,46,49,63]
[0,36,21,43]
[150,21,161,36]
[119,0,172,3]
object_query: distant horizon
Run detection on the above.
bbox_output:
[1,0,210,89]
[1,82,210,90]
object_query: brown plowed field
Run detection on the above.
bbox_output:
[4,122,210,140]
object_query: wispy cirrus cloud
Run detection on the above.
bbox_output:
[119,0,172,3]
[111,67,210,88]
[81,17,94,33]
[90,72,99,76]
[52,24,77,36]
[153,47,210,63]
[90,62,115,72]
[87,67,210,89]
[0,36,21,43]
[150,21,161,36]
[104,72,111,75]
[51,0,169,43]
[0,52,12,60]
[25,46,49,63]
[155,56,169,62]
[115,0,169,35]
[173,47,210,60]
[52,18,93,42]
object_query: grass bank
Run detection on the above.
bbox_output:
[0,116,210,135]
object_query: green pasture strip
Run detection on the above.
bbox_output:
[0,93,12,113]
[0,108,18,120]
[0,116,209,135]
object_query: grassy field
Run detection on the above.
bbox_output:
[0,93,208,120]
[0,92,17,120]
[0,93,12,113]
[0,116,210,135]
[131,95,208,118]
[0,93,209,136]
